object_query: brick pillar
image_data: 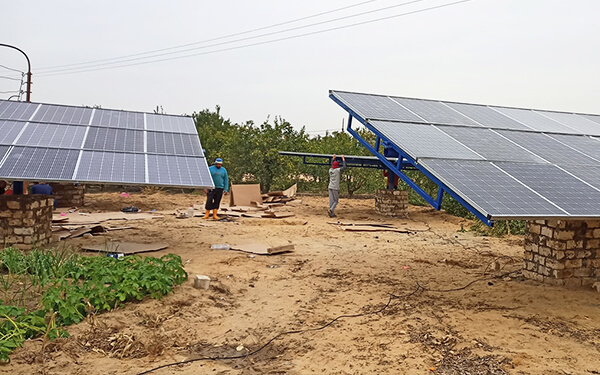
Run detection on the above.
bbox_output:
[49,183,85,208]
[375,189,408,217]
[0,195,54,249]
[524,220,600,287]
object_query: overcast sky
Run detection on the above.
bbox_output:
[2,0,599,135]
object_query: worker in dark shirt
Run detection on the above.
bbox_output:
[0,181,6,195]
[31,182,53,195]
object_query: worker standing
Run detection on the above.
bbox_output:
[203,158,229,220]
[328,154,346,218]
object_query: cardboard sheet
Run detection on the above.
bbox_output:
[282,183,297,197]
[81,242,169,254]
[52,212,163,225]
[229,184,263,206]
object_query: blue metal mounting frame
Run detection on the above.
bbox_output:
[329,93,493,226]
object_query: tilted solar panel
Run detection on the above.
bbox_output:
[0,99,213,189]
[330,89,600,220]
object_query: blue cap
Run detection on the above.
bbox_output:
[215,158,223,164]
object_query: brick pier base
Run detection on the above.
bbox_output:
[0,195,54,249]
[49,183,85,208]
[524,220,600,287]
[375,189,408,217]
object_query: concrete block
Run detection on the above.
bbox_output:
[14,227,34,235]
[538,246,552,257]
[575,250,593,259]
[6,201,20,210]
[545,259,565,270]
[540,226,553,238]
[552,268,574,279]
[573,268,592,277]
[193,275,211,289]
[554,230,575,241]
[564,259,583,269]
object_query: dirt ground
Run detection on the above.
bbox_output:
[6,192,600,375]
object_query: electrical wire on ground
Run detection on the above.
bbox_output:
[136,268,519,375]
[37,0,473,77]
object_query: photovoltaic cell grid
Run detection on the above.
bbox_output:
[0,99,213,188]
[370,120,483,161]
[419,159,566,218]
[330,90,600,219]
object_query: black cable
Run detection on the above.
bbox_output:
[37,0,383,71]
[0,64,23,73]
[136,285,423,375]
[0,75,22,81]
[38,0,427,75]
[38,0,473,77]
[0,90,20,94]
[137,268,518,374]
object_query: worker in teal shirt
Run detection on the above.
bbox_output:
[203,158,229,220]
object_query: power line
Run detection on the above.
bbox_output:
[39,0,427,75]
[37,0,382,71]
[37,0,473,77]
[0,75,22,81]
[0,64,24,74]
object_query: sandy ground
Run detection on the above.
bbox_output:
[5,192,600,375]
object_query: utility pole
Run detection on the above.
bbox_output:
[0,43,32,102]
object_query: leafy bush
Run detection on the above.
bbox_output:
[0,249,187,362]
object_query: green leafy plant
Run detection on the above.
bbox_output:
[0,249,188,362]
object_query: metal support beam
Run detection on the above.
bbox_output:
[329,97,493,226]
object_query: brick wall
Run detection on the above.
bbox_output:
[49,183,85,208]
[0,195,54,249]
[375,189,408,217]
[524,220,600,287]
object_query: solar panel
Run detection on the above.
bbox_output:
[561,165,600,191]
[391,97,480,126]
[490,106,574,133]
[0,101,39,121]
[370,120,483,160]
[32,105,92,125]
[147,155,212,186]
[91,109,144,129]
[444,102,532,130]
[580,114,600,126]
[535,111,600,136]
[147,132,203,155]
[0,120,24,144]
[546,134,600,161]
[75,151,146,184]
[84,127,144,152]
[16,123,87,149]
[438,126,547,163]
[420,159,566,218]
[0,147,79,180]
[497,130,599,166]
[331,91,424,123]
[496,162,600,216]
[146,114,197,133]
[0,99,213,189]
[330,89,600,220]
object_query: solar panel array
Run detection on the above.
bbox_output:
[331,90,600,220]
[0,99,213,188]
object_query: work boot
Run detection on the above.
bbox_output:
[212,209,220,220]
[202,210,210,219]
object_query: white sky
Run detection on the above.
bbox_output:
[2,0,599,135]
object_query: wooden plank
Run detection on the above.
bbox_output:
[81,242,169,254]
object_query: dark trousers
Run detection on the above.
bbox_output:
[205,188,224,210]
